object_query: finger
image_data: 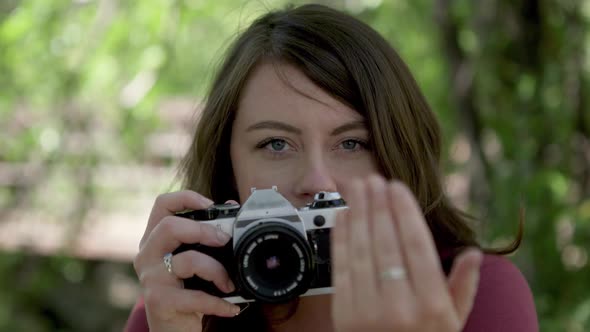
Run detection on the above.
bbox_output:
[137,258,183,289]
[137,250,235,293]
[389,181,448,299]
[171,250,236,293]
[448,248,483,321]
[145,286,241,318]
[344,179,379,314]
[330,208,353,324]
[139,250,235,293]
[143,216,231,258]
[368,177,413,302]
[141,190,214,249]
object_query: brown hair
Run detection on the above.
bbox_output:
[177,3,522,330]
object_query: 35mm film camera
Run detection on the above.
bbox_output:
[173,187,346,304]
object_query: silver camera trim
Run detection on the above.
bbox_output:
[224,286,335,304]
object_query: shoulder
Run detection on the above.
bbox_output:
[124,297,149,332]
[462,254,538,332]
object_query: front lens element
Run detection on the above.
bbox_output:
[235,222,313,303]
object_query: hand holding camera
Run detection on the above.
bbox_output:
[132,187,345,332]
[132,191,242,332]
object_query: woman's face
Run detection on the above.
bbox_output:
[230,62,380,207]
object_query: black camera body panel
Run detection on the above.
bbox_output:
[178,203,240,221]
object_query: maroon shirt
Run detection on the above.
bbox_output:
[124,254,538,331]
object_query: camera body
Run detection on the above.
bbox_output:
[173,186,346,304]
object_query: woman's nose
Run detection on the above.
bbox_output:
[292,158,338,199]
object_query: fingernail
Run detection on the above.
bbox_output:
[231,305,241,316]
[217,229,231,244]
[473,250,483,267]
[226,279,236,293]
[466,248,483,270]
[202,197,214,206]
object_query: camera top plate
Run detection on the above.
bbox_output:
[176,203,241,221]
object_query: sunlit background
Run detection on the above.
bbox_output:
[1,0,589,331]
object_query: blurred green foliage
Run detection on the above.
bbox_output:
[1,0,589,331]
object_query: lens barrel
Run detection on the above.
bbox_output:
[234,222,314,303]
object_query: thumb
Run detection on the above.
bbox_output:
[448,248,483,323]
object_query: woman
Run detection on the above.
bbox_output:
[126,4,537,332]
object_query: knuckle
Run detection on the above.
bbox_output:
[180,189,210,207]
[383,304,416,329]
[158,216,177,234]
[192,252,224,278]
[202,224,223,242]
[132,253,144,275]
[334,316,355,331]
[188,251,205,269]
[377,311,394,327]
[407,234,422,251]
[138,273,148,288]
[349,237,369,258]
[220,300,236,315]
[193,291,226,315]
[395,316,415,330]
[390,180,408,193]
[192,224,209,241]
[143,287,161,308]
[363,311,381,328]
[176,251,197,277]
[143,288,173,320]
[193,221,208,233]
[423,301,448,321]
[176,251,214,280]
[177,190,192,202]
[350,255,371,271]
[153,193,168,207]
[138,235,148,250]
[182,189,200,199]
[137,270,154,288]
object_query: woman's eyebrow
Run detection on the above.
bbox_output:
[246,121,302,134]
[245,120,367,135]
[330,120,367,136]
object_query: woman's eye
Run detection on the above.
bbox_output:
[339,139,367,151]
[269,139,287,151]
[342,140,358,150]
[256,138,290,153]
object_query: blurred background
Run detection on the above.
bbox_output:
[0,0,589,331]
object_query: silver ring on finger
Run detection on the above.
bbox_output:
[380,266,407,281]
[163,252,174,274]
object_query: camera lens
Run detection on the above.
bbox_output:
[235,222,314,303]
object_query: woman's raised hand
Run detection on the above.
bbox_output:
[133,191,241,332]
[331,176,483,332]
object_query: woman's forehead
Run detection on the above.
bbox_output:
[236,63,364,129]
